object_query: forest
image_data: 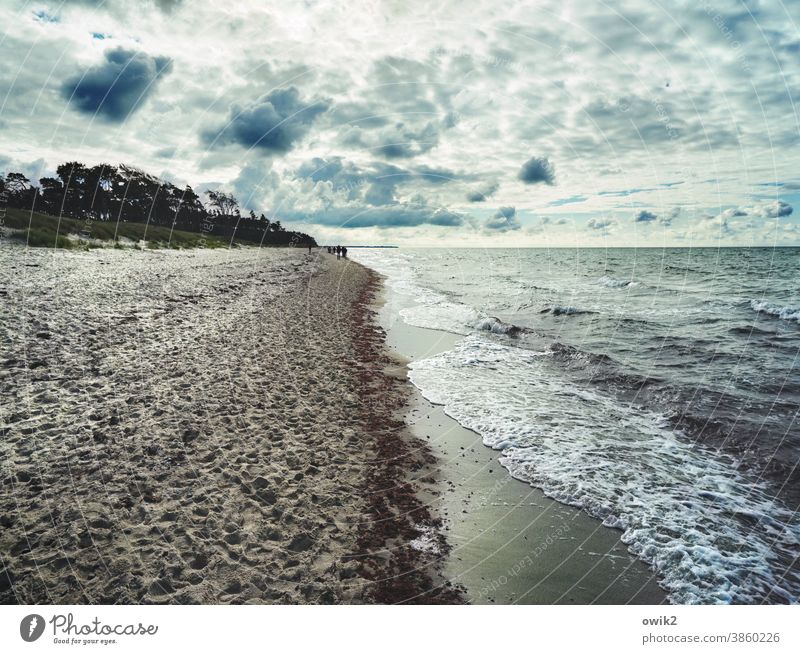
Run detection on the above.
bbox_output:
[0,161,316,248]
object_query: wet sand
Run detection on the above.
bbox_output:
[0,244,455,604]
[374,278,669,604]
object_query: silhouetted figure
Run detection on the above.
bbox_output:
[327,246,332,254]
[342,246,347,258]
[308,244,312,254]
[336,245,341,259]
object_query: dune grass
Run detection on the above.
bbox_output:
[2,208,229,249]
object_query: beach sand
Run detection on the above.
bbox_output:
[0,244,456,604]
[374,277,669,604]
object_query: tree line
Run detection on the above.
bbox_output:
[0,162,316,247]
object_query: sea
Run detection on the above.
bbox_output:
[349,247,800,604]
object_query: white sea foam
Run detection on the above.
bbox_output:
[399,301,478,335]
[409,335,800,604]
[599,275,639,288]
[350,250,526,336]
[750,299,800,323]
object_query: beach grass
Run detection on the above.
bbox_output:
[3,207,229,249]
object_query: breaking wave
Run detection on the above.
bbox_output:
[750,299,800,323]
[599,275,639,288]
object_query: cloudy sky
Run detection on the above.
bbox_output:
[1,0,799,246]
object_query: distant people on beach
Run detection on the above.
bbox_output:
[326,245,347,258]
[308,244,312,254]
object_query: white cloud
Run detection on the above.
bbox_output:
[1,0,799,245]
[587,217,616,233]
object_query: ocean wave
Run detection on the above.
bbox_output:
[750,300,800,323]
[598,275,639,288]
[401,304,531,340]
[729,324,777,336]
[409,335,800,604]
[399,302,477,335]
[540,305,597,316]
[472,316,526,337]
[548,340,601,361]
[665,264,702,274]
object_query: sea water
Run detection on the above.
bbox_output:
[350,247,800,604]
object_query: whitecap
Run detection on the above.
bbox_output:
[750,299,800,323]
[599,275,639,288]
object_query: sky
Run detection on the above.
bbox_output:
[1,0,799,246]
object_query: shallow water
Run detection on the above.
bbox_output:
[351,247,800,604]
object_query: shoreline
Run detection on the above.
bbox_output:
[339,258,463,603]
[368,263,668,604]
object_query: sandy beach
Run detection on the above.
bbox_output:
[0,243,457,604]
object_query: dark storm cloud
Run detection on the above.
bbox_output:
[364,181,396,206]
[204,87,329,153]
[62,48,172,122]
[295,156,383,202]
[287,156,470,226]
[340,120,442,159]
[634,210,657,223]
[154,146,176,158]
[518,156,555,185]
[549,195,588,206]
[376,122,439,158]
[485,206,520,232]
[293,156,466,201]
[466,181,499,202]
[296,156,348,183]
[759,200,793,218]
[733,200,794,219]
[711,200,794,222]
[154,0,183,10]
[702,212,735,236]
[587,217,615,230]
[660,208,680,226]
